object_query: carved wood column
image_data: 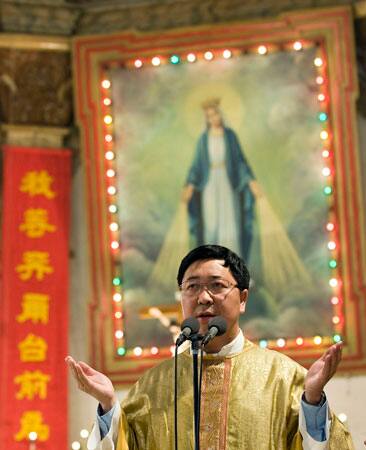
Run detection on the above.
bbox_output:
[0,35,73,148]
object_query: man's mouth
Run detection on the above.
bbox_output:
[196,312,216,319]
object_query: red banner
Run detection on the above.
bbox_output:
[0,146,71,449]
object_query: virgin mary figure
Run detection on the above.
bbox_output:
[182,98,260,261]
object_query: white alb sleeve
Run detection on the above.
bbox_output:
[299,401,331,450]
[87,402,121,450]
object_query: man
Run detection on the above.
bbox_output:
[66,245,354,449]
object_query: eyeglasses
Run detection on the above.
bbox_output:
[180,279,238,298]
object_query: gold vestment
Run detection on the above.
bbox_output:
[117,340,354,449]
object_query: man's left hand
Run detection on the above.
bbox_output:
[304,342,342,404]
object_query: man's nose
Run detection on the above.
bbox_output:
[197,286,213,304]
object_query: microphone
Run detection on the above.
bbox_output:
[175,317,200,346]
[202,316,227,346]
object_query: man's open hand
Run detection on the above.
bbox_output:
[65,355,117,413]
[304,342,342,404]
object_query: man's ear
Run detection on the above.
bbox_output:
[239,289,249,314]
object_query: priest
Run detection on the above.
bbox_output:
[66,245,354,449]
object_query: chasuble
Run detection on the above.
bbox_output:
[113,340,353,450]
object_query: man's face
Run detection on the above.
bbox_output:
[180,259,248,351]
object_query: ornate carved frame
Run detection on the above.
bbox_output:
[73,6,366,385]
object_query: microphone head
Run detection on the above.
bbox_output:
[208,316,227,336]
[180,317,200,333]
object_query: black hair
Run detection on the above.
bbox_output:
[177,244,250,291]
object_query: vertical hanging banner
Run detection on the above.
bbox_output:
[0,146,71,449]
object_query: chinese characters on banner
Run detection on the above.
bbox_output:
[0,146,71,449]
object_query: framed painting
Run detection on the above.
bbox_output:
[74,6,366,385]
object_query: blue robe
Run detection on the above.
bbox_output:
[186,127,255,261]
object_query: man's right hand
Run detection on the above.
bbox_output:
[65,355,117,413]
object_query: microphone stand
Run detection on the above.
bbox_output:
[174,334,203,450]
[175,317,226,450]
[190,334,202,450]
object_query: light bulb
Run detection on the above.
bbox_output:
[329,278,338,287]
[80,429,89,439]
[296,337,304,345]
[320,130,329,140]
[29,432,38,442]
[105,151,115,160]
[204,51,213,60]
[101,80,111,89]
[117,347,126,356]
[170,55,180,64]
[223,49,232,59]
[258,45,267,55]
[111,240,119,249]
[115,330,124,339]
[187,53,196,62]
[113,293,122,302]
[104,115,113,125]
